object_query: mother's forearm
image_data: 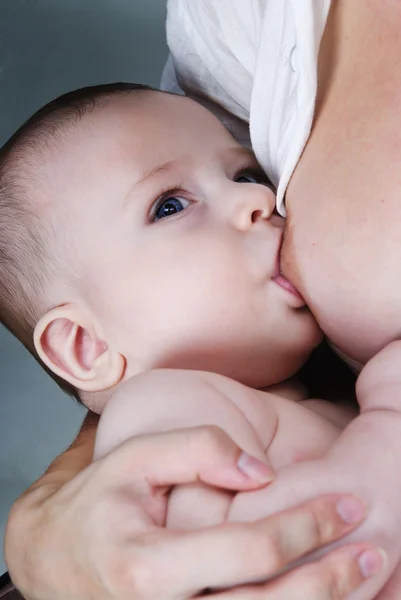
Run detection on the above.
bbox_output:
[27,410,99,491]
[4,410,99,584]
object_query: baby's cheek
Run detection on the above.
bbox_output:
[167,482,233,530]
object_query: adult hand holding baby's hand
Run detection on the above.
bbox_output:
[5,424,371,600]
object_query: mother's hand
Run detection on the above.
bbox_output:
[5,425,379,600]
[375,560,401,600]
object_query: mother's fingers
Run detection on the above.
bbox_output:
[211,544,386,599]
[99,425,274,491]
[128,495,369,599]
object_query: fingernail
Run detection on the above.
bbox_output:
[358,549,387,578]
[336,497,366,524]
[237,452,275,482]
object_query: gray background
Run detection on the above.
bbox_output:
[0,0,168,574]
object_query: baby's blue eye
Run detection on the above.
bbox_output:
[153,196,191,221]
[235,173,259,184]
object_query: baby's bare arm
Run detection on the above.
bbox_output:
[94,369,271,461]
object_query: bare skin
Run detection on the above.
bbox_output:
[283,0,401,364]
[5,415,376,600]
[282,1,401,597]
[6,2,401,598]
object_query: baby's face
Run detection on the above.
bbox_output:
[52,92,321,387]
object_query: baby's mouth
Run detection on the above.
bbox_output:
[272,271,305,302]
[272,235,305,304]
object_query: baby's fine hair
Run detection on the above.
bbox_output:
[0,82,153,400]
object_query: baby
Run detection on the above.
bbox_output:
[94,369,354,530]
[0,83,398,598]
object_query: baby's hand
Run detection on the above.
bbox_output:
[356,340,401,413]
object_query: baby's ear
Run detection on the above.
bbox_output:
[34,304,125,392]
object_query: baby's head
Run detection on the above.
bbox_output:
[0,83,321,410]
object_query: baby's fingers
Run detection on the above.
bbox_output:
[213,544,386,600]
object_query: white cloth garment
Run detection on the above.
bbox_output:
[164,0,331,215]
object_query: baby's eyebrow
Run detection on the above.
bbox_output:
[136,157,183,187]
[136,148,255,186]
[136,148,256,187]
[123,157,184,210]
[226,147,257,163]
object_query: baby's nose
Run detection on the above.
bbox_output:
[230,184,276,231]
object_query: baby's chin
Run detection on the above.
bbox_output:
[253,331,324,388]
